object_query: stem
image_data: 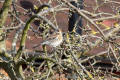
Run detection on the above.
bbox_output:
[0,0,12,54]
[14,16,36,61]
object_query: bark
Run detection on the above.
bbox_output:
[0,0,25,79]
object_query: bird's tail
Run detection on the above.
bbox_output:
[33,43,41,48]
[33,42,46,48]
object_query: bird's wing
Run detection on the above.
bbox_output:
[45,32,59,41]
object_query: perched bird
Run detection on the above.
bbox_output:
[33,29,63,48]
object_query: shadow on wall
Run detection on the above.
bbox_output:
[20,0,34,11]
[68,0,83,35]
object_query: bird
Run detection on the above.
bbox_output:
[33,29,63,48]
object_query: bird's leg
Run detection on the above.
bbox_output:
[42,45,47,53]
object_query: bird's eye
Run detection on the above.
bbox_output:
[56,29,60,32]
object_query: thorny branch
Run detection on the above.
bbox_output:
[0,0,120,79]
